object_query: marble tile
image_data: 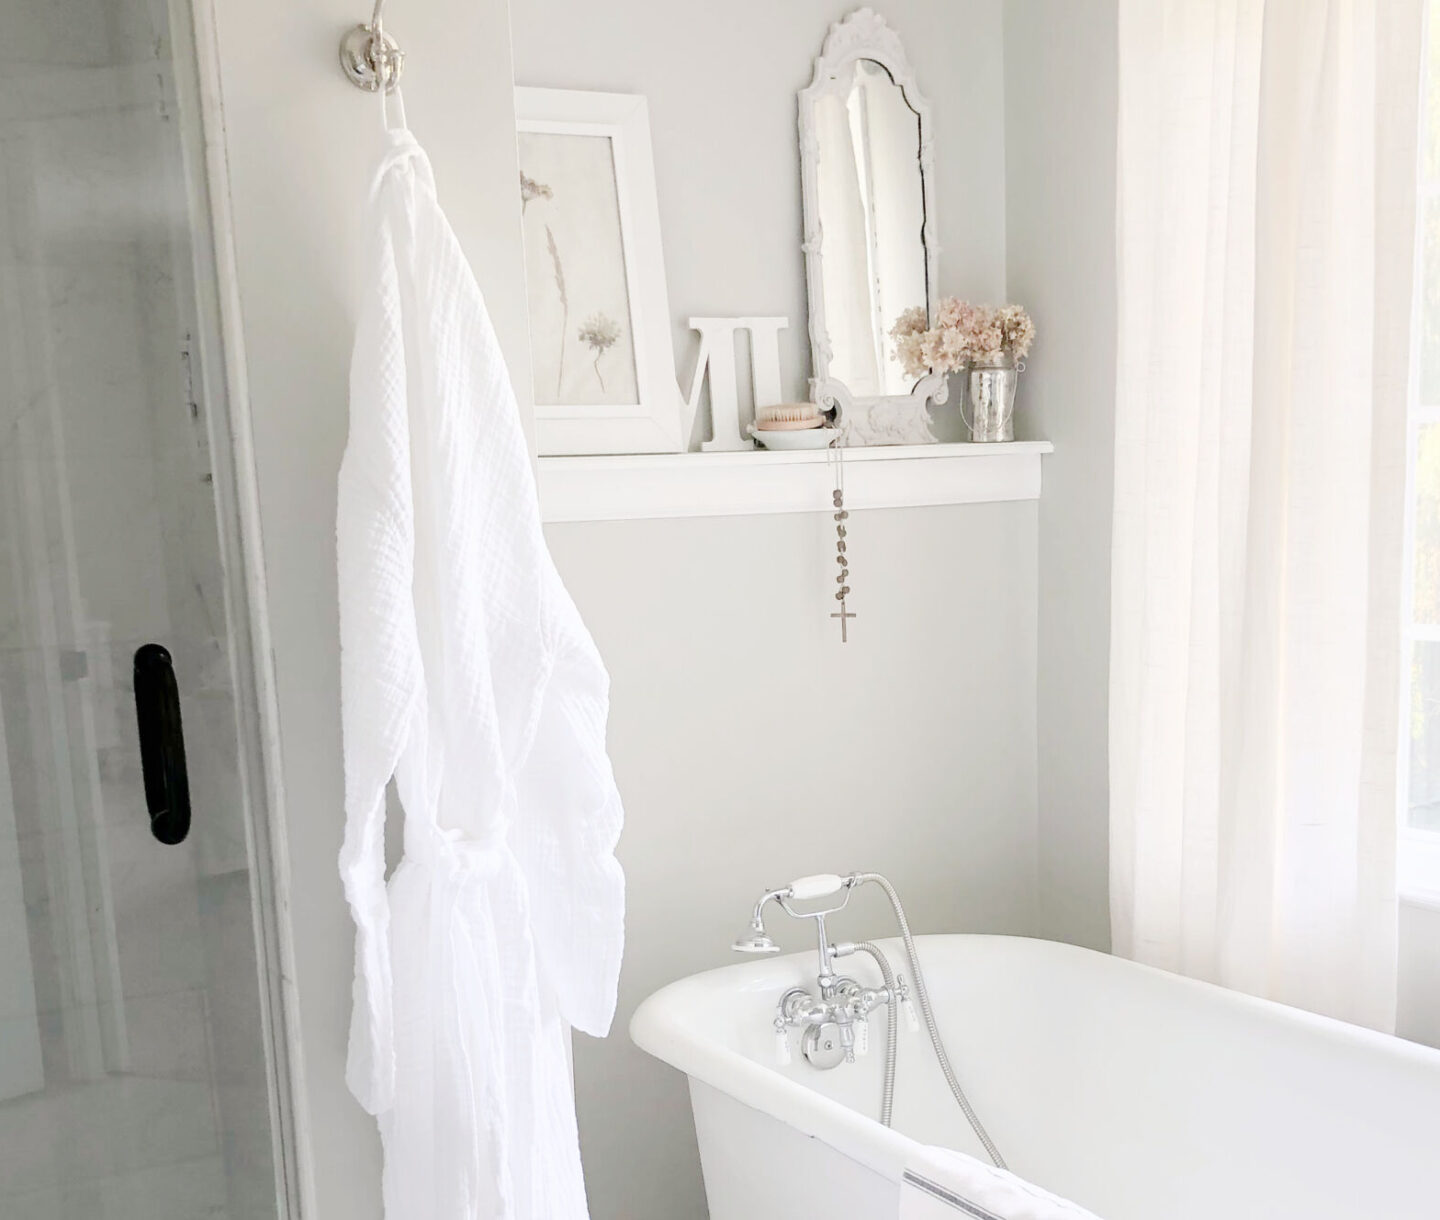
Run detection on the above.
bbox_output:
[7,1,113,72]
[5,1152,229,1220]
[106,831,207,999]
[213,1082,280,1218]
[121,988,211,1082]
[0,1074,219,1197]
[0,750,44,1100]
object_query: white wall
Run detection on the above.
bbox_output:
[510,3,1038,1216]
[209,0,1040,1216]
[1400,902,1440,1048]
[1002,0,1117,952]
[550,506,1038,1218]
[511,0,1009,439]
[206,1,532,1215]
[208,0,1437,1216]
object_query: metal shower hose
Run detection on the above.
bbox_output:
[854,872,1007,1169]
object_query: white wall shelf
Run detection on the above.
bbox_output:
[538,440,1052,523]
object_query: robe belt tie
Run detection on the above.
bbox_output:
[404,824,507,875]
[407,824,517,1214]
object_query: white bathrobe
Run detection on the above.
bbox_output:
[337,124,625,1219]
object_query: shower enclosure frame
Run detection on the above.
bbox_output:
[161,0,309,1213]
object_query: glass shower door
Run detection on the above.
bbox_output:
[0,0,287,1216]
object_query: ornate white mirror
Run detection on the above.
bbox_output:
[799,9,943,444]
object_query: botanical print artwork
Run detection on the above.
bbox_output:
[518,133,640,407]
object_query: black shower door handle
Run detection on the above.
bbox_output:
[133,643,192,845]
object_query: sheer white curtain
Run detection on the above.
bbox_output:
[1110,0,1423,1030]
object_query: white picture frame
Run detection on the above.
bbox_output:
[515,87,684,455]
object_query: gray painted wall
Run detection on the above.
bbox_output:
[1003,0,1117,952]
[549,506,1039,1218]
[217,0,1042,1216]
[509,3,1043,1215]
[1401,902,1440,1047]
[210,0,1439,1216]
[209,1,532,1214]
[511,0,1010,427]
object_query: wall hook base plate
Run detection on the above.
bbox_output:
[339,24,403,94]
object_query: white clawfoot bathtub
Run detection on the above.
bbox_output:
[631,934,1440,1219]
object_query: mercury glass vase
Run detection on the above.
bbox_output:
[965,359,1019,442]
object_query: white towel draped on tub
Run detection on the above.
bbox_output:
[337,120,625,1219]
[901,1145,1104,1220]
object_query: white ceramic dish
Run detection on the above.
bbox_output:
[749,426,838,452]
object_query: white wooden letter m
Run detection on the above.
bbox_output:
[683,316,788,451]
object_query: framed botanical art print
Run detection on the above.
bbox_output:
[515,88,684,455]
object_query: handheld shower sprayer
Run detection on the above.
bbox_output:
[731,886,788,954]
[731,918,780,955]
[730,874,857,975]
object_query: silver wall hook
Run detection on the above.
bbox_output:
[339,0,404,94]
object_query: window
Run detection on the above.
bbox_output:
[1400,0,1440,902]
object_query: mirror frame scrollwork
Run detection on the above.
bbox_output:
[798,8,943,445]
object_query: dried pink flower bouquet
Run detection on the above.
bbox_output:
[890,298,1036,378]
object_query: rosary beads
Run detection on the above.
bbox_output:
[829,444,855,642]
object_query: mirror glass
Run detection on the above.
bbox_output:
[812,58,928,399]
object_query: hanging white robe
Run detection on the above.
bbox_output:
[336,124,625,1219]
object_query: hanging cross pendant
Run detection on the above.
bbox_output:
[831,600,855,642]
